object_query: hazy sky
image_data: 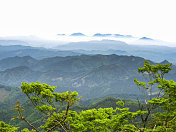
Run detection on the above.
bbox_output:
[0,0,176,42]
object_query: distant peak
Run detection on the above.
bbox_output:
[139,37,153,40]
[114,34,133,38]
[70,33,86,36]
[160,60,170,64]
[93,33,112,37]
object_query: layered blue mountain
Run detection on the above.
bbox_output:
[0,40,28,46]
[0,56,37,71]
[56,40,128,51]
[139,37,153,40]
[93,33,133,38]
[56,40,176,64]
[70,33,86,36]
[93,33,113,37]
[1,39,176,64]
[0,44,80,59]
[114,34,133,38]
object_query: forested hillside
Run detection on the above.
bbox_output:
[0,55,149,99]
[1,60,176,131]
[0,54,175,99]
[0,53,176,131]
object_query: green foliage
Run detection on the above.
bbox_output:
[14,82,148,131]
[0,121,18,132]
[68,105,145,131]
[15,82,81,131]
[149,79,176,130]
[116,100,124,107]
[68,108,115,131]
[134,60,176,131]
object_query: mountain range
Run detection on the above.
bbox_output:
[57,33,134,38]
[0,34,176,130]
[0,54,175,99]
[55,40,176,64]
[0,43,80,59]
[0,37,176,64]
[0,37,175,99]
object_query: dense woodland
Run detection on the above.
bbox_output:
[0,60,176,131]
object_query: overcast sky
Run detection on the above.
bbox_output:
[0,0,176,42]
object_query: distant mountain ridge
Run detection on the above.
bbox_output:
[93,33,133,38]
[0,54,175,99]
[93,33,113,37]
[57,33,134,38]
[56,40,176,64]
[0,44,80,59]
[139,37,153,40]
[0,39,176,64]
[70,33,86,36]
[0,56,37,71]
[0,40,28,46]
[56,40,128,51]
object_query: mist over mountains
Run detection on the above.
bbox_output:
[0,37,175,64]
[0,43,80,59]
[0,33,175,99]
[0,34,176,128]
